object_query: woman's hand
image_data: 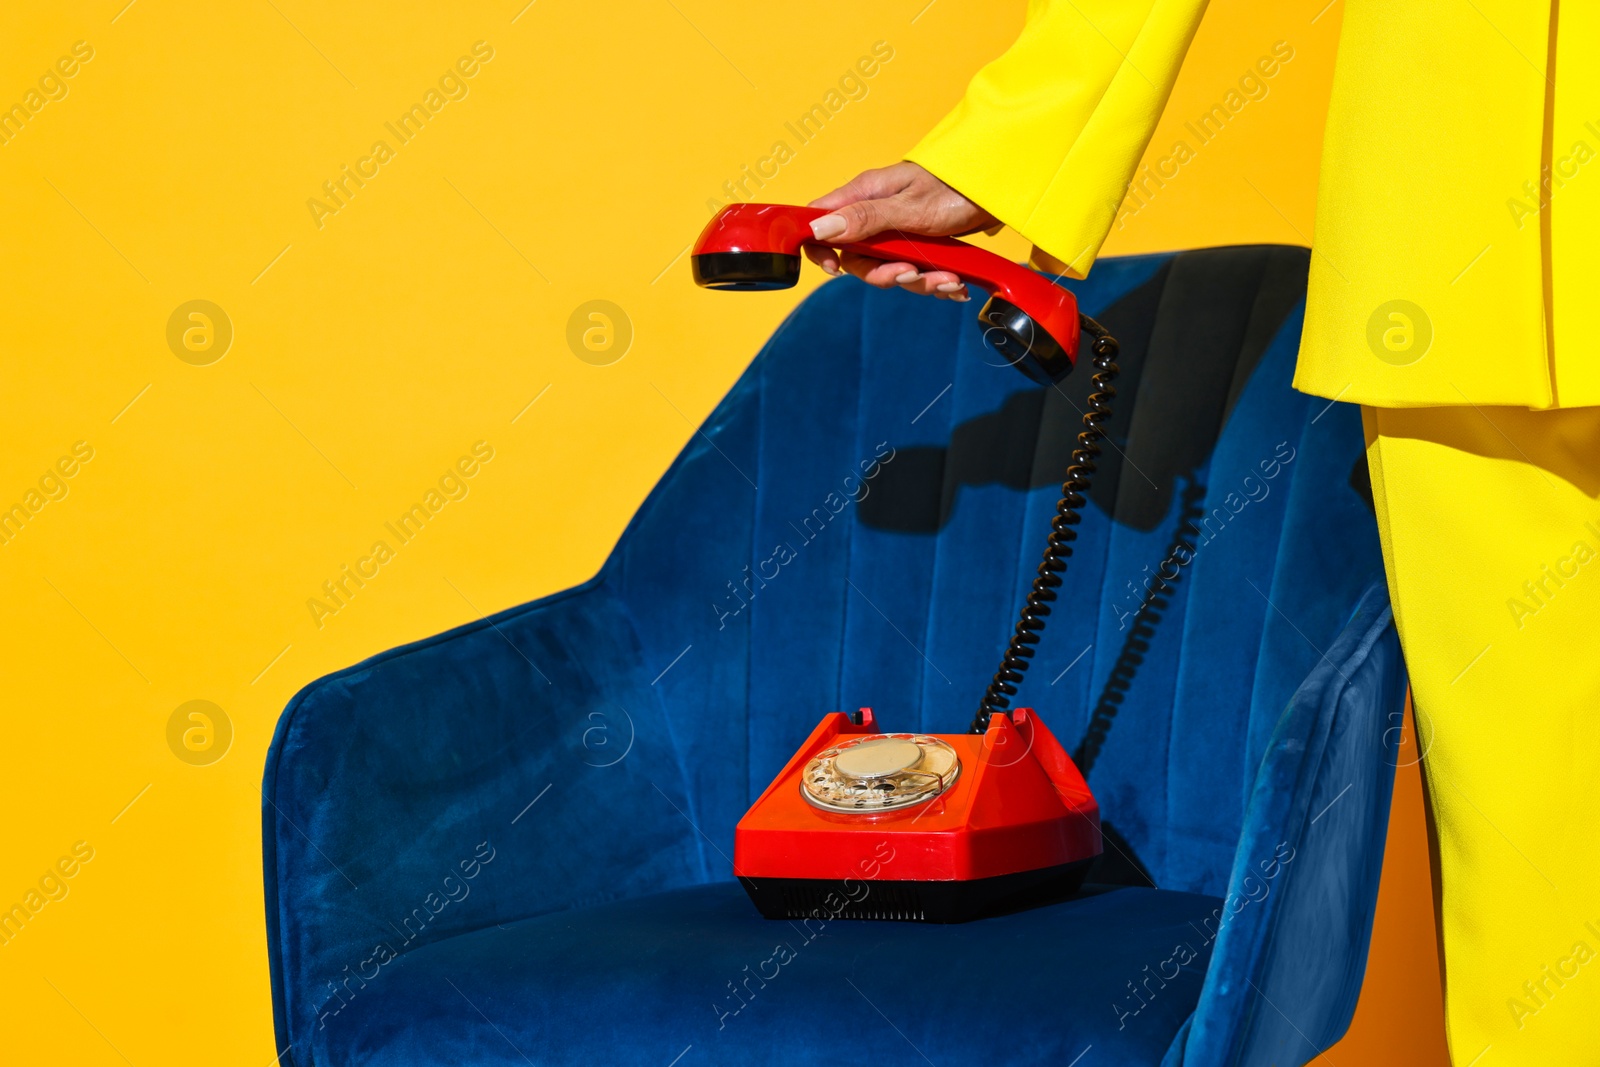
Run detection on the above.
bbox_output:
[805,161,999,301]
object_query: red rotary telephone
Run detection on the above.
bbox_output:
[692,203,1120,922]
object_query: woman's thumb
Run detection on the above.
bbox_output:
[810,197,907,244]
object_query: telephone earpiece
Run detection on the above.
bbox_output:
[690,249,801,291]
[691,203,1079,384]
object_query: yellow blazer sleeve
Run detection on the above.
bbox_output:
[906,0,1209,278]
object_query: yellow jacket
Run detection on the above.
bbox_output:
[907,0,1594,409]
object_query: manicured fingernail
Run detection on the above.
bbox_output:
[810,214,846,241]
[895,271,921,284]
[936,282,963,293]
[952,293,971,302]
[823,263,842,276]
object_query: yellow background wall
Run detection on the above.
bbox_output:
[0,1,1439,1063]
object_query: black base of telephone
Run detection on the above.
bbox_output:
[739,859,1094,925]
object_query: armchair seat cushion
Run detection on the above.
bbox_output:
[313,881,1224,1067]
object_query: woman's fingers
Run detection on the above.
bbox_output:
[835,252,968,299]
[802,243,842,276]
[887,268,969,299]
[859,258,921,288]
[839,250,897,286]
[916,271,968,299]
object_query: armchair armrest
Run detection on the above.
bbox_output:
[1170,580,1407,1066]
[262,575,702,1066]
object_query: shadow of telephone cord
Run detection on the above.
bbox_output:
[1072,477,1209,778]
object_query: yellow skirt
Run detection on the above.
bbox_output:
[1365,404,1600,1063]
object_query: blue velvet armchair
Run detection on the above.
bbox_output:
[264,245,1408,1066]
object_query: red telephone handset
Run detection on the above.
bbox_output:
[695,202,1120,923]
[691,202,1082,384]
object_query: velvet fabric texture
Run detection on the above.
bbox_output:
[264,246,1408,1066]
